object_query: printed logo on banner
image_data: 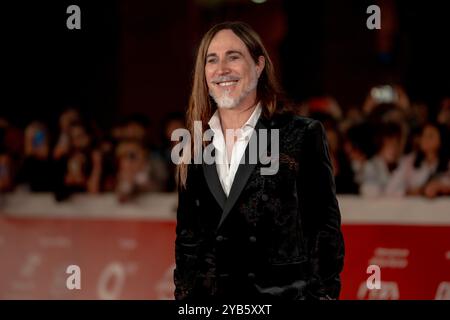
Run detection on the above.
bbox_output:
[357,281,400,300]
[436,251,450,300]
[356,247,408,300]
[445,251,450,260]
[369,247,409,268]
[435,282,450,300]
[96,261,137,300]
[21,253,42,278]
[155,264,176,300]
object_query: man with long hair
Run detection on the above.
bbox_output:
[174,21,344,300]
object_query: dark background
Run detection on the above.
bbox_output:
[2,0,449,142]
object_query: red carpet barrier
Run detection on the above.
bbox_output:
[0,217,449,299]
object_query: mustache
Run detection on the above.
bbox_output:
[211,75,240,84]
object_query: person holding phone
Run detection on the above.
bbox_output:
[17,121,54,192]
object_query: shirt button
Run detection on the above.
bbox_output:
[249,236,256,243]
[216,235,224,242]
[261,194,269,201]
[248,272,256,280]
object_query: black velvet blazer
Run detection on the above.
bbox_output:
[174,112,345,300]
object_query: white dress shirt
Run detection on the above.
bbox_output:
[208,103,262,197]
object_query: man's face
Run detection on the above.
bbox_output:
[205,29,264,109]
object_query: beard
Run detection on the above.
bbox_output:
[209,68,258,109]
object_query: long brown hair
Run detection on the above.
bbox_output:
[177,21,284,188]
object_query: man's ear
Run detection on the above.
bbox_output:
[256,56,265,78]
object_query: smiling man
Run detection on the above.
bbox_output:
[205,30,261,111]
[174,21,345,301]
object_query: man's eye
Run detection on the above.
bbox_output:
[229,55,239,61]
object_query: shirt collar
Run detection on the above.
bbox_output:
[208,109,222,135]
[244,102,262,130]
[208,102,262,134]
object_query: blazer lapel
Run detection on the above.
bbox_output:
[202,150,227,210]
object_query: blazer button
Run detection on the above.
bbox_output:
[195,199,200,207]
[249,236,256,243]
[248,272,256,280]
[261,194,269,201]
[216,235,224,242]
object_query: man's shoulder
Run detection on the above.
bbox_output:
[266,112,319,132]
[290,115,318,130]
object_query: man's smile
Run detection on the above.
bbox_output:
[216,80,239,87]
[211,76,241,89]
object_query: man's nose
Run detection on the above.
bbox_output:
[217,59,231,75]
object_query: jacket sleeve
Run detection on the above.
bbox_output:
[302,120,345,299]
[173,166,200,300]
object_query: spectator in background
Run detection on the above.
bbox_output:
[343,122,375,187]
[363,84,410,116]
[424,171,450,198]
[360,122,404,196]
[0,125,12,191]
[386,122,450,196]
[408,101,429,130]
[161,111,185,192]
[54,120,102,201]
[366,102,409,148]
[97,134,117,192]
[399,101,428,156]
[53,108,81,160]
[115,139,168,202]
[305,96,343,120]
[437,97,450,131]
[364,86,410,156]
[112,113,150,142]
[310,113,359,194]
[340,106,365,133]
[0,118,16,192]
[0,153,12,192]
[17,121,54,192]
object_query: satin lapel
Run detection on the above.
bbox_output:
[202,157,227,210]
[217,119,270,229]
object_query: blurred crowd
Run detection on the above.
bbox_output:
[299,86,450,198]
[0,109,184,202]
[0,85,449,201]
